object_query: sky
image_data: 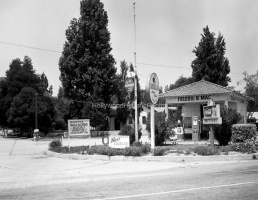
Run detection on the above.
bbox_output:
[0,0,258,96]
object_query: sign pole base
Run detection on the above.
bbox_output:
[151,104,155,152]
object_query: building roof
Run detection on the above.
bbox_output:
[160,80,233,98]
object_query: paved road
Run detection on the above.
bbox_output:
[0,137,258,200]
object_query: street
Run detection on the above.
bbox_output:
[0,137,258,200]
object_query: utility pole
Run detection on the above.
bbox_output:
[133,2,138,142]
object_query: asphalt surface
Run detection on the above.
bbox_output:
[0,137,258,200]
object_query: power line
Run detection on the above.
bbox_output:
[0,41,245,76]
[0,41,62,53]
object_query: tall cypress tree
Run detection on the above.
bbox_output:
[191,26,231,86]
[59,0,116,123]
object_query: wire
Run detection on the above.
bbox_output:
[0,41,62,53]
[0,41,244,76]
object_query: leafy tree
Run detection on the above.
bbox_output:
[191,26,231,86]
[8,87,56,133]
[168,75,196,90]
[238,71,258,117]
[0,56,56,132]
[52,86,71,130]
[114,60,131,124]
[59,0,116,125]
[214,107,242,146]
[0,78,8,127]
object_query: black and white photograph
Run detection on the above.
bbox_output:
[0,0,258,199]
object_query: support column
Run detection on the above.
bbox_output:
[224,100,228,108]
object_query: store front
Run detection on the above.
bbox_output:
[160,80,250,141]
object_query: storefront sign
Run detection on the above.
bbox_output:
[146,73,159,104]
[108,135,130,148]
[68,119,90,136]
[203,117,222,124]
[178,95,211,102]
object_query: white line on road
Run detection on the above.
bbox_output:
[95,182,255,200]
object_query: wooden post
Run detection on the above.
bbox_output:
[210,125,214,149]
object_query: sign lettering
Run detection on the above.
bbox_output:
[178,95,211,102]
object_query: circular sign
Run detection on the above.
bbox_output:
[145,73,159,104]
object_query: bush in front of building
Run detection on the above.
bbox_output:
[193,145,220,156]
[153,147,167,156]
[231,124,257,143]
[214,107,242,146]
[146,112,169,146]
[118,125,142,145]
[124,146,142,157]
[230,124,258,153]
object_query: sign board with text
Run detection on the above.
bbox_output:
[202,104,222,125]
[68,119,90,136]
[203,117,222,124]
[145,73,159,104]
[108,135,130,149]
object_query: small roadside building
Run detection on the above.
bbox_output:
[160,80,251,141]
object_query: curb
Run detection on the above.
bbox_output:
[44,150,257,163]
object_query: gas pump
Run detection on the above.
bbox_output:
[192,116,200,141]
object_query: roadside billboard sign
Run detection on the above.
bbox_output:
[68,119,90,136]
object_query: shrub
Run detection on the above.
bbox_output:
[193,145,220,156]
[214,107,242,145]
[49,139,62,149]
[230,124,257,154]
[230,140,258,154]
[153,147,166,156]
[219,146,230,155]
[146,112,169,146]
[231,124,257,143]
[140,144,151,154]
[124,146,142,157]
[87,145,124,156]
[119,125,142,145]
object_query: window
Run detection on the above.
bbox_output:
[142,116,146,124]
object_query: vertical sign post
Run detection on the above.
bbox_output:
[146,73,159,152]
[151,104,155,149]
[203,99,222,149]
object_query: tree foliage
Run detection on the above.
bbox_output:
[0,56,55,133]
[191,26,231,86]
[59,0,117,126]
[214,107,242,146]
[238,71,258,116]
[168,75,196,91]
